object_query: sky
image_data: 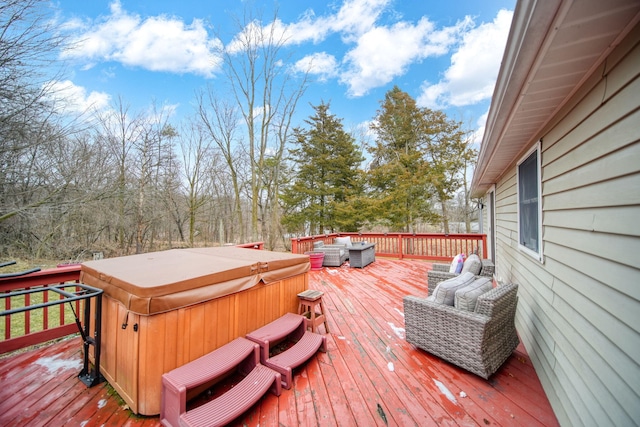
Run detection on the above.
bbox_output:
[50,0,515,144]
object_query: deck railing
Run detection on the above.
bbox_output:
[291,232,487,262]
[0,242,265,355]
[1,265,83,354]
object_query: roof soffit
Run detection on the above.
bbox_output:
[471,0,640,197]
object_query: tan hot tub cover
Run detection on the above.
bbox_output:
[80,247,310,315]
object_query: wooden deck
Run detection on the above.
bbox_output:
[0,258,558,426]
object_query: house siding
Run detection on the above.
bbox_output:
[490,24,640,426]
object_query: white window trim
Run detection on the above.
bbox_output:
[516,142,543,263]
[487,185,496,263]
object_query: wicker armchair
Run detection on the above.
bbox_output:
[312,242,349,267]
[403,282,519,379]
[428,257,495,295]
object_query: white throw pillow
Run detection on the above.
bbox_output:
[449,253,465,273]
[431,272,476,306]
[334,236,352,247]
[454,277,493,311]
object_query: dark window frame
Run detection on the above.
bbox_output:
[517,143,543,261]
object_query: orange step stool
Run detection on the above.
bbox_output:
[297,289,329,333]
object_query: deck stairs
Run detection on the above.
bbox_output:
[246,312,326,389]
[160,337,281,427]
[160,313,325,426]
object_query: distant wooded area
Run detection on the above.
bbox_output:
[1,0,479,261]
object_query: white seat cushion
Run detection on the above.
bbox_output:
[431,272,476,306]
[454,277,493,311]
[461,254,482,275]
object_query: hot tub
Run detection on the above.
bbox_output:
[81,247,310,415]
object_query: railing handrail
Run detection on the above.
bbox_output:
[0,264,82,291]
[291,232,487,261]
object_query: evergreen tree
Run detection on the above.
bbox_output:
[368,86,435,232]
[281,102,364,234]
[420,109,473,233]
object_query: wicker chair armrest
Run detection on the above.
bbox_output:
[404,296,489,325]
[403,296,489,350]
[479,259,495,277]
[315,245,339,252]
[474,283,518,318]
[432,263,450,272]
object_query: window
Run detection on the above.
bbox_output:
[517,144,542,259]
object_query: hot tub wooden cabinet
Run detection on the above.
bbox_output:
[80,247,310,415]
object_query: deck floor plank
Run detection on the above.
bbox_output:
[319,334,378,426]
[257,390,280,426]
[0,258,559,427]
[324,267,467,426]
[305,356,339,426]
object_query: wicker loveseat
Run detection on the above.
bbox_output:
[312,241,349,267]
[427,255,495,295]
[403,281,519,379]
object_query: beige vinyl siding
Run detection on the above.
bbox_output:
[491,24,640,426]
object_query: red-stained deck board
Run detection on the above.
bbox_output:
[0,258,559,427]
[303,356,338,426]
[292,362,320,427]
[331,311,397,426]
[315,351,359,426]
[346,272,496,425]
[257,391,279,426]
[320,334,378,426]
[276,376,299,426]
[327,272,460,426]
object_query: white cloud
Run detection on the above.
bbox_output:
[294,52,338,81]
[331,0,390,42]
[47,80,111,114]
[61,0,222,77]
[226,0,390,53]
[58,0,513,105]
[417,9,513,109]
[340,17,472,97]
[472,108,491,148]
[230,0,474,98]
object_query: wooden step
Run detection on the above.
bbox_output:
[160,337,263,427]
[179,364,281,427]
[245,312,307,349]
[265,330,326,389]
[246,312,326,389]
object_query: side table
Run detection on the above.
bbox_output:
[348,243,375,268]
[297,289,329,333]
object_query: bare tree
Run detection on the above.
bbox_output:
[223,9,308,243]
[196,92,246,242]
[95,98,144,254]
[178,121,215,246]
[0,0,65,229]
[0,0,64,150]
[134,105,177,253]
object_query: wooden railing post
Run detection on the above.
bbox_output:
[482,235,488,259]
